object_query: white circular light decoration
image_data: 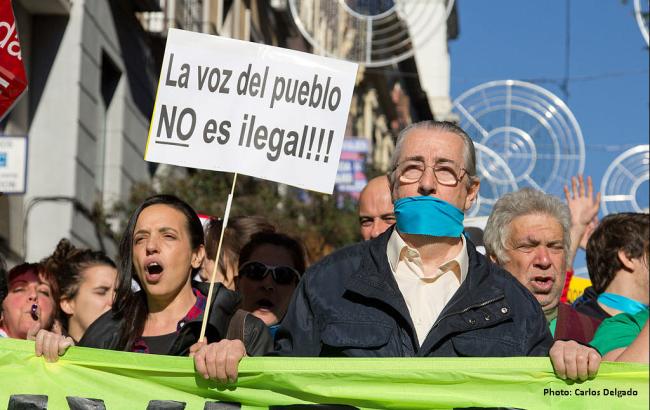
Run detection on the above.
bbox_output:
[453,80,585,198]
[466,143,518,217]
[634,0,649,46]
[601,144,649,214]
[288,0,455,67]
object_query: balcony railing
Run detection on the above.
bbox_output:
[137,0,218,36]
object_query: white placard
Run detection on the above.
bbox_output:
[145,29,358,194]
[0,135,27,194]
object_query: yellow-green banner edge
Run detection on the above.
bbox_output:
[1,338,647,409]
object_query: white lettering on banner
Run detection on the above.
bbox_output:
[0,19,21,60]
[145,29,358,194]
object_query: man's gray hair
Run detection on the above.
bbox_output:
[484,188,572,265]
[389,121,478,190]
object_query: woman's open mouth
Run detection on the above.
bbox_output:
[255,298,275,311]
[145,262,164,283]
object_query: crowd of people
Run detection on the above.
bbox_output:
[0,120,647,389]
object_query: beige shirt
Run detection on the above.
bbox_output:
[387,229,469,346]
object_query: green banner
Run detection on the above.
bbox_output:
[0,338,647,409]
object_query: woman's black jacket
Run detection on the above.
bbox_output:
[78,281,272,356]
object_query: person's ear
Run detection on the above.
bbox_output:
[489,253,497,263]
[60,298,75,315]
[617,249,636,271]
[463,178,480,211]
[192,245,206,270]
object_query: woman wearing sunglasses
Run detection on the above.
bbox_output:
[236,232,306,334]
[200,216,276,289]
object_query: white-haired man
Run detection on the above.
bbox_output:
[484,188,602,377]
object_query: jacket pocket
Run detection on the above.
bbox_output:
[451,333,521,357]
[321,321,392,349]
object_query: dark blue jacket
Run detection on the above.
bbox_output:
[274,227,552,357]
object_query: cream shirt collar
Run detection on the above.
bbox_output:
[387,229,468,283]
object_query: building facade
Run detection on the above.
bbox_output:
[0,0,456,264]
[1,0,159,264]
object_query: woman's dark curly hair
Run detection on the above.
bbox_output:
[43,239,115,330]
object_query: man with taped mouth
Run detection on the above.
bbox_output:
[193,121,592,383]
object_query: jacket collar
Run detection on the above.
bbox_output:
[344,228,506,354]
[344,226,416,332]
[183,281,241,339]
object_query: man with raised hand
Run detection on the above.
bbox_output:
[358,175,395,240]
[193,121,589,383]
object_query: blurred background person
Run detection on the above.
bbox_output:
[0,254,6,324]
[200,216,275,289]
[1,263,56,339]
[358,175,395,241]
[44,239,118,343]
[237,231,306,336]
[573,213,649,320]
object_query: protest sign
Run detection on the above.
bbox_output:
[145,29,358,194]
[1,338,648,410]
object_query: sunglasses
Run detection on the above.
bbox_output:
[238,261,301,285]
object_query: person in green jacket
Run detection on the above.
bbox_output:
[591,308,649,363]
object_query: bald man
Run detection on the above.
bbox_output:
[358,175,395,240]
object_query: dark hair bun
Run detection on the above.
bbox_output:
[45,239,80,276]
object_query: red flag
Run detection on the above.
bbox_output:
[0,0,26,120]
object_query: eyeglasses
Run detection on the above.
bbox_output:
[394,160,467,186]
[238,261,300,285]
